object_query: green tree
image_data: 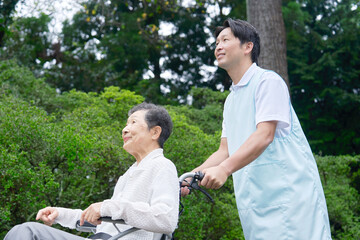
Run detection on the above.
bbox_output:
[0,14,54,75]
[38,0,247,102]
[283,0,360,155]
[0,59,58,112]
[0,0,23,46]
[2,0,248,103]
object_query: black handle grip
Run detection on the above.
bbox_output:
[188,172,214,203]
[195,171,204,181]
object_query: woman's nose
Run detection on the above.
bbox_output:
[122,126,129,134]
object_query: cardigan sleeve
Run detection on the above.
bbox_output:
[100,161,179,234]
[54,207,83,229]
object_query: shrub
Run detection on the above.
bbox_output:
[316,155,360,239]
[1,61,359,239]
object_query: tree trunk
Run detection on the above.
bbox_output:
[246,0,289,90]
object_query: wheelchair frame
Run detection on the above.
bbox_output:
[75,171,213,240]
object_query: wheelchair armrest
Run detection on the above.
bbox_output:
[99,217,140,239]
[75,217,129,235]
[75,220,97,233]
[99,217,126,224]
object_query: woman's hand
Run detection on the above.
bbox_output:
[36,207,59,226]
[80,202,103,226]
[180,178,192,197]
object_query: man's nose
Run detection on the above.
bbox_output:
[217,41,224,48]
[215,43,223,53]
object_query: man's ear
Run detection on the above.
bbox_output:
[244,42,254,55]
[151,126,162,141]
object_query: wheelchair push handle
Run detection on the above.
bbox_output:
[178,171,204,183]
[179,171,214,203]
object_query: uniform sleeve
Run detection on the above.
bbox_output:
[54,207,83,229]
[221,118,227,138]
[255,71,290,129]
[100,163,179,234]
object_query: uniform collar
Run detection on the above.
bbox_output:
[230,63,259,91]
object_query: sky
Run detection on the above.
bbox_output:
[15,0,85,36]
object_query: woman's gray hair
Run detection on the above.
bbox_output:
[128,102,173,148]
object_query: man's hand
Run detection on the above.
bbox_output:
[80,202,103,226]
[199,165,231,189]
[36,207,59,226]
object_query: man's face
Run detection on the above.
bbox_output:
[214,27,246,70]
[122,110,153,156]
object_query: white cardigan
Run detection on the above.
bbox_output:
[54,149,179,240]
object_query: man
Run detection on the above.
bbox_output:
[5,102,179,240]
[186,18,332,239]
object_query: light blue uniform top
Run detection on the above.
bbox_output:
[223,67,332,239]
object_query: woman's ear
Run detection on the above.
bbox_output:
[151,126,162,141]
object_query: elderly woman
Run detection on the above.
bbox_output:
[5,102,179,240]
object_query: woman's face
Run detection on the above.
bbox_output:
[122,110,153,157]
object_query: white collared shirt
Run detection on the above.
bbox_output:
[222,63,291,138]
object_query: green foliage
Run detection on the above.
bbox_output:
[190,87,228,109]
[2,0,247,103]
[0,96,60,235]
[0,65,145,237]
[283,0,360,154]
[1,0,360,156]
[1,57,360,239]
[175,181,244,240]
[1,0,360,238]
[159,109,245,239]
[0,13,52,73]
[0,0,21,46]
[168,87,228,134]
[0,59,58,112]
[316,155,360,239]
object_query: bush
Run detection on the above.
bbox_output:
[1,61,359,239]
[0,60,58,112]
[165,110,244,239]
[316,155,360,239]
[0,86,144,238]
[0,96,59,236]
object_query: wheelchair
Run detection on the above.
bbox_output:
[75,172,213,240]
